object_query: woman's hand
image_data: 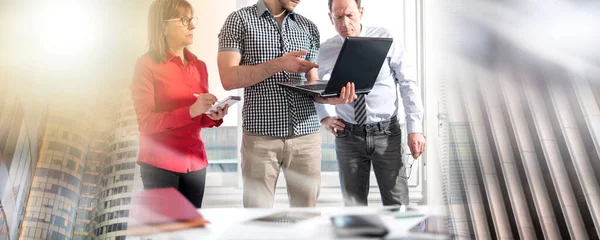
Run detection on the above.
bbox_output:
[206,105,229,120]
[189,93,217,118]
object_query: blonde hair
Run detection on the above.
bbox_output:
[147,0,194,63]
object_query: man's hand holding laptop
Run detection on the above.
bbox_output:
[277,50,318,73]
[313,82,357,104]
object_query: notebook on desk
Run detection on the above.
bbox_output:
[128,188,209,236]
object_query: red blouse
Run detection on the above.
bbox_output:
[131,49,222,173]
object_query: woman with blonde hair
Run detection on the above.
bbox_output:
[131,0,228,208]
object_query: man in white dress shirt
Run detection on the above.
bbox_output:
[316,0,427,206]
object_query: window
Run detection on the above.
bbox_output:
[202,127,238,172]
[116,151,136,161]
[60,186,78,201]
[51,216,65,227]
[79,197,91,207]
[82,174,96,184]
[66,160,76,170]
[95,226,103,236]
[49,169,62,179]
[48,141,67,152]
[66,174,80,187]
[49,184,60,194]
[77,210,89,219]
[68,147,82,159]
[116,173,134,182]
[104,166,113,175]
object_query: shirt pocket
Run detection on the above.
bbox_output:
[284,27,312,59]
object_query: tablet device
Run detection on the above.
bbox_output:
[194,95,240,114]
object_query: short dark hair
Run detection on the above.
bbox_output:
[328,0,361,11]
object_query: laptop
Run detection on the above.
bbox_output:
[278,37,393,98]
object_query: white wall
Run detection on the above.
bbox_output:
[188,0,239,126]
[189,0,414,127]
[295,0,406,44]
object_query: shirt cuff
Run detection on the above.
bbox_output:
[199,115,224,128]
[314,103,332,122]
[406,121,423,134]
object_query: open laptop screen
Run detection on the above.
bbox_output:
[323,37,393,95]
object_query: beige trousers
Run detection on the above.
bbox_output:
[241,131,322,208]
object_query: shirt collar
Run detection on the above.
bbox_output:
[257,0,296,20]
[166,48,197,63]
[338,24,366,42]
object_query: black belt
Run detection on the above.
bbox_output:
[342,115,398,132]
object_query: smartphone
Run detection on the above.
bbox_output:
[330,214,389,238]
[202,96,241,114]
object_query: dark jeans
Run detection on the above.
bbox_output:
[138,162,207,208]
[335,116,408,206]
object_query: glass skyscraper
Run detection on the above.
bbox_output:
[92,89,140,240]
[19,97,92,240]
[0,76,49,240]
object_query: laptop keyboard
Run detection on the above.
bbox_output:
[298,84,327,91]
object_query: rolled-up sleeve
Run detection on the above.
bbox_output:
[218,12,245,53]
[389,39,423,134]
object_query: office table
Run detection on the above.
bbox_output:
[131,206,447,240]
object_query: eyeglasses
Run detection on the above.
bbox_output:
[164,16,198,27]
[400,154,415,180]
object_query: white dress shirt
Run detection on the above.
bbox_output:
[314,26,424,134]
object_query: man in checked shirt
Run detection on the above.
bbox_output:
[217,0,356,208]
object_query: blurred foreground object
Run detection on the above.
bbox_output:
[128,188,209,236]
